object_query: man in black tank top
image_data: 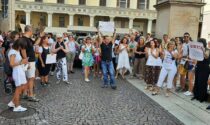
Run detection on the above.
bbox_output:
[52,34,71,84]
[98,29,117,90]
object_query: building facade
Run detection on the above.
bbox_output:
[201,0,210,41]
[1,0,157,35]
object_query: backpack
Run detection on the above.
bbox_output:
[3,50,12,76]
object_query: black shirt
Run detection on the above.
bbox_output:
[19,36,35,62]
[135,46,145,59]
[55,41,66,60]
[101,42,112,61]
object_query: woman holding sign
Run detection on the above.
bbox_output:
[37,36,51,86]
[192,38,209,102]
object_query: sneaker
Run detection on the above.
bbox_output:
[56,80,61,84]
[111,86,117,90]
[85,79,90,82]
[101,84,108,88]
[13,105,27,112]
[184,91,193,96]
[21,94,28,100]
[28,96,40,102]
[70,71,75,74]
[50,72,54,76]
[8,101,15,108]
[63,81,72,85]
[35,77,41,80]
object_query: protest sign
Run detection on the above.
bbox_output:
[189,41,204,61]
[99,21,114,33]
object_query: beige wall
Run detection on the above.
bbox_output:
[130,0,137,9]
[149,0,157,10]
[52,14,69,27]
[66,0,79,5]
[43,0,56,3]
[107,0,117,7]
[86,0,99,6]
[155,7,170,38]
[169,5,201,39]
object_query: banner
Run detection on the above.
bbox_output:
[99,21,114,33]
[189,41,204,61]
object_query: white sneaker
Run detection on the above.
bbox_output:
[184,91,193,96]
[13,105,27,112]
[85,79,90,82]
[35,77,41,80]
[8,101,15,108]
[50,72,54,76]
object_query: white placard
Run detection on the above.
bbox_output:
[46,54,57,64]
[189,41,204,61]
[99,21,114,32]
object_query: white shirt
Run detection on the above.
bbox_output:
[67,41,76,53]
[162,50,177,69]
[146,48,162,66]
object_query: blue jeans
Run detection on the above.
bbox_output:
[101,61,116,86]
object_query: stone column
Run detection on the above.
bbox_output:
[47,12,53,27]
[147,19,153,33]
[69,14,74,26]
[25,11,31,25]
[154,0,205,40]
[109,16,115,22]
[89,15,95,27]
[129,18,134,29]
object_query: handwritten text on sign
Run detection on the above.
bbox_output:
[189,42,204,61]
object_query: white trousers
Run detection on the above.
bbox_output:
[56,57,68,81]
[157,66,177,89]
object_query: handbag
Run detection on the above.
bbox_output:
[79,52,84,60]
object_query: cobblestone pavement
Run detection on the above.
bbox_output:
[0,69,184,125]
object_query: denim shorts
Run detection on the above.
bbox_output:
[188,64,195,72]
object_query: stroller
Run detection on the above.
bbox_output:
[3,53,15,95]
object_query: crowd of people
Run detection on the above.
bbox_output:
[1,25,210,112]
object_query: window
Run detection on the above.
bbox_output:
[100,0,106,6]
[59,16,65,27]
[117,0,130,8]
[78,16,83,26]
[137,0,146,10]
[127,0,130,8]
[35,0,42,2]
[57,0,64,4]
[79,0,86,5]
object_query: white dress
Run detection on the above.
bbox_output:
[8,49,27,87]
[117,44,131,73]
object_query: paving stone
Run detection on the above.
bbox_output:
[0,69,183,125]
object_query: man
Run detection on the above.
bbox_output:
[52,34,71,84]
[20,25,42,102]
[66,35,78,73]
[145,33,152,43]
[179,32,195,96]
[98,29,117,90]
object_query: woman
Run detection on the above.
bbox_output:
[81,37,94,82]
[144,40,162,91]
[152,42,178,96]
[133,37,146,79]
[192,38,209,102]
[7,39,28,112]
[115,37,131,79]
[37,36,51,86]
[93,38,101,77]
